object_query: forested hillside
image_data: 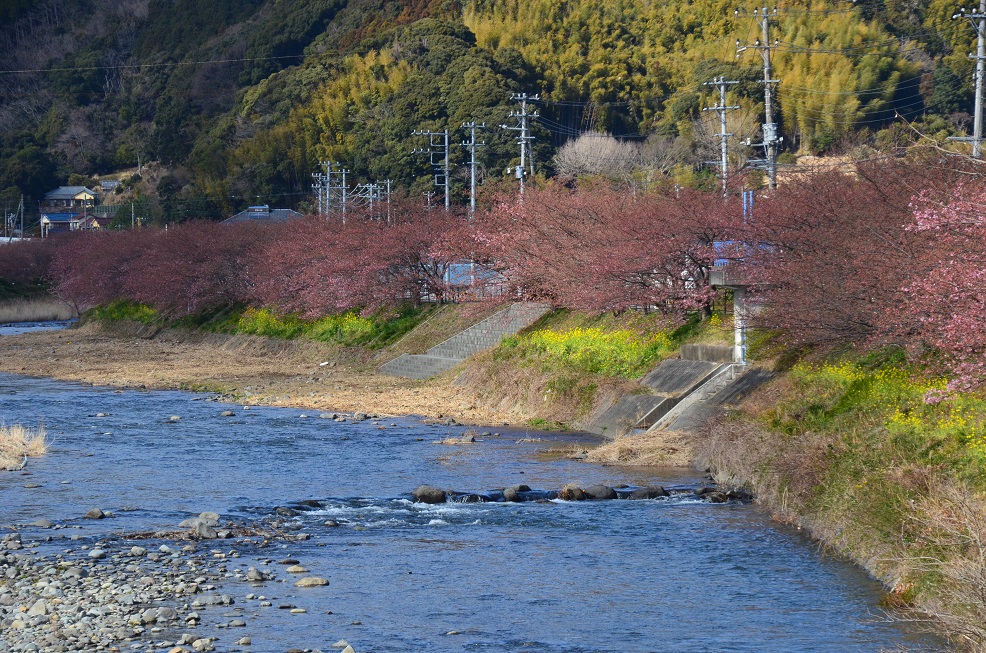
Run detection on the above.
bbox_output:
[0,0,977,223]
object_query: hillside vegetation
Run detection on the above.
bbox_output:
[0,0,980,222]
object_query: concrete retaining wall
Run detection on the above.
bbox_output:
[679,343,735,363]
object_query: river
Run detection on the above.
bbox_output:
[0,339,943,652]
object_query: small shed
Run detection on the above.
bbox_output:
[223,205,303,224]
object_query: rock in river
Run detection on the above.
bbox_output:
[558,483,587,501]
[629,486,669,500]
[294,576,329,588]
[412,485,447,504]
[584,485,618,500]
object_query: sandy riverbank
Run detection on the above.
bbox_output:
[0,322,516,427]
[0,320,699,466]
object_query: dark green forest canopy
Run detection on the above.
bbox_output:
[0,0,976,222]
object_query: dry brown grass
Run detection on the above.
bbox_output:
[0,298,76,324]
[0,422,49,470]
[909,481,986,651]
[586,429,696,467]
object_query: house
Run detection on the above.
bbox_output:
[223,205,303,224]
[40,186,99,237]
[43,186,97,210]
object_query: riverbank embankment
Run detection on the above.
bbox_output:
[1,311,983,650]
[0,319,517,426]
[696,364,986,652]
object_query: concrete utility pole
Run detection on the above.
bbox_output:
[313,161,350,219]
[412,129,451,210]
[461,122,486,216]
[737,7,781,188]
[951,1,986,157]
[703,77,740,195]
[501,93,539,194]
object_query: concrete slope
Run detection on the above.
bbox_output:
[585,358,730,437]
[639,359,725,396]
[380,302,550,380]
[663,368,775,432]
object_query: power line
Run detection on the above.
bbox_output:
[0,53,307,75]
[782,75,923,96]
[412,128,451,210]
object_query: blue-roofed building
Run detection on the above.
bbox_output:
[40,186,100,237]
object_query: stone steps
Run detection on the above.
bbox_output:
[380,302,551,379]
[378,354,462,380]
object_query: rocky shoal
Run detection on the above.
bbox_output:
[0,527,354,653]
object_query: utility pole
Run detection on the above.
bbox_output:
[384,179,392,224]
[737,7,781,188]
[951,1,986,157]
[703,77,740,195]
[312,161,350,219]
[461,122,486,216]
[501,92,539,194]
[412,129,450,210]
[423,191,436,212]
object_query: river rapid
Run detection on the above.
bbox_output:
[0,353,944,652]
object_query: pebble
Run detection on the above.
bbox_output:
[0,535,271,653]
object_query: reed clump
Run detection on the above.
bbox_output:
[0,423,49,470]
[0,298,76,324]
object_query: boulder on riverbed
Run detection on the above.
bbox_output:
[502,484,531,502]
[558,483,587,501]
[629,486,669,500]
[584,484,618,500]
[412,485,447,504]
[179,516,219,529]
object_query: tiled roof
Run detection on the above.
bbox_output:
[44,186,97,201]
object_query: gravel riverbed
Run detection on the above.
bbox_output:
[0,525,354,653]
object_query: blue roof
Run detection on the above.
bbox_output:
[41,212,82,222]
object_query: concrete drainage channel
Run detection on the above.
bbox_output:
[585,345,774,438]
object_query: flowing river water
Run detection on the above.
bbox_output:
[0,326,944,653]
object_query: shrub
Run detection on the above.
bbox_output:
[86,300,159,324]
[502,326,676,378]
[0,422,48,470]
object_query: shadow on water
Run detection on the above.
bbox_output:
[0,372,945,653]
